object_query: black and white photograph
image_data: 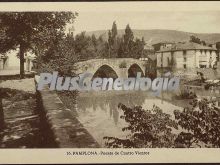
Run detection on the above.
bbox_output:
[0,1,220,163]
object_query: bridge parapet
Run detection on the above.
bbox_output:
[73,58,147,78]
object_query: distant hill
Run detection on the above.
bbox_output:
[85,29,220,45]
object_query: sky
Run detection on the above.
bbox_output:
[1,1,220,34]
[72,10,220,34]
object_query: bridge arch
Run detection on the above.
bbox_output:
[92,64,118,79]
[128,63,144,77]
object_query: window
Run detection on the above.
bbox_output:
[199,64,207,68]
[167,57,170,66]
[183,51,187,62]
[171,52,174,66]
[183,64,186,69]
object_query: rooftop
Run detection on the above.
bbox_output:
[157,42,217,52]
[152,41,175,46]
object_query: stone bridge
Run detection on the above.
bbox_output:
[74,58,147,79]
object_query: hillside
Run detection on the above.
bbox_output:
[85,29,220,45]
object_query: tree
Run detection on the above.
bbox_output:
[104,98,220,148]
[104,103,178,148]
[0,12,76,78]
[74,31,97,60]
[123,24,134,57]
[118,39,124,58]
[118,25,145,59]
[190,35,201,44]
[174,99,220,148]
[91,34,97,51]
[132,38,145,58]
[107,21,120,58]
[190,35,206,46]
[111,21,117,38]
[37,35,78,76]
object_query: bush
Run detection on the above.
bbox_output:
[177,88,197,99]
[119,61,127,68]
[104,103,178,148]
[174,99,220,148]
[104,99,220,148]
[36,36,77,77]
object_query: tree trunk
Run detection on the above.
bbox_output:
[0,96,4,131]
[20,44,25,79]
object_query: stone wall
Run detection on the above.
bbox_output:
[36,82,100,148]
[74,58,146,79]
[157,67,220,80]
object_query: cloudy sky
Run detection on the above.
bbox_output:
[1,1,220,34]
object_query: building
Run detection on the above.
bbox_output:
[0,49,36,72]
[213,41,220,61]
[152,41,175,52]
[139,44,154,61]
[156,42,217,69]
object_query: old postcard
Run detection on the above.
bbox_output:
[0,1,220,164]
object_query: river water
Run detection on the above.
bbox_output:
[76,91,183,147]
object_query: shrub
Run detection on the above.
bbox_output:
[36,36,77,77]
[177,88,197,99]
[104,103,178,148]
[119,61,127,68]
[174,99,220,148]
[104,99,220,148]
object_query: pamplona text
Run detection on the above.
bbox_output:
[37,72,180,95]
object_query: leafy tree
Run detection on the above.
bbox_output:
[132,38,145,58]
[111,24,120,58]
[117,39,124,58]
[40,36,78,76]
[118,24,145,59]
[190,35,206,46]
[104,103,178,148]
[104,98,220,148]
[91,34,98,51]
[96,37,109,59]
[190,35,201,44]
[0,12,76,78]
[74,31,92,60]
[174,99,220,148]
[107,22,119,58]
[107,30,112,58]
[123,24,134,57]
[111,21,118,38]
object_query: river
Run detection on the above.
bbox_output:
[76,91,183,147]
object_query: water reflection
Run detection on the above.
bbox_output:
[76,91,182,147]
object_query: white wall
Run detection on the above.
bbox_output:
[3,49,35,71]
[174,51,183,68]
[6,49,20,70]
[186,50,196,68]
[157,49,218,70]
[156,52,162,67]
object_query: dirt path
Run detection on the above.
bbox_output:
[0,79,45,148]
